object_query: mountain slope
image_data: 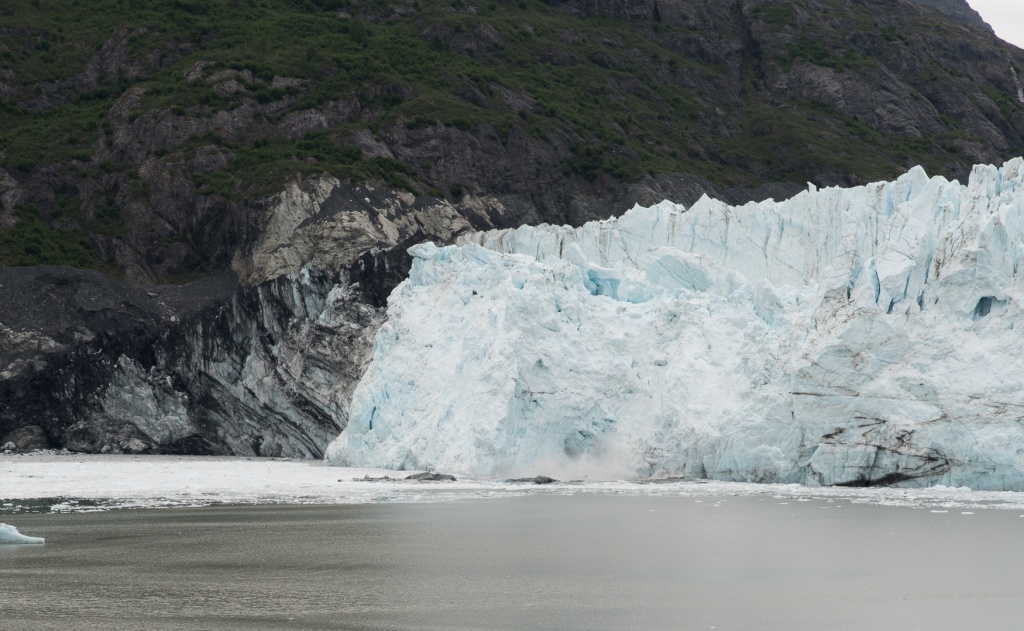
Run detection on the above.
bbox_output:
[1,0,1022,283]
[915,0,992,31]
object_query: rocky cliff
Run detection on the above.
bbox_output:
[0,259,380,456]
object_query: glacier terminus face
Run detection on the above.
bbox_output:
[326,159,1024,490]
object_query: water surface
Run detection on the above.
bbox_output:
[2,495,1020,630]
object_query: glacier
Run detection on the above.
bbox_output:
[326,159,1024,490]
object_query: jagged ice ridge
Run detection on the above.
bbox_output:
[326,159,1024,490]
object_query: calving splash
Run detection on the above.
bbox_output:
[327,159,1024,490]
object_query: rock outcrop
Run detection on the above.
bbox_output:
[0,262,379,457]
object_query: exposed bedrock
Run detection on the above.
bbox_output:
[0,260,389,457]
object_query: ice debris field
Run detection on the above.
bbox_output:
[328,159,1024,491]
[6,452,1024,514]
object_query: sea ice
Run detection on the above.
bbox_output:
[0,523,44,544]
[326,159,1024,490]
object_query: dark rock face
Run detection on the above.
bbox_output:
[508,476,558,484]
[379,126,805,232]
[405,472,458,481]
[0,261,390,457]
[555,0,1020,171]
[0,425,52,451]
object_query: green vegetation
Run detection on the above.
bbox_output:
[780,38,878,72]
[0,205,103,268]
[752,4,797,28]
[0,0,1020,271]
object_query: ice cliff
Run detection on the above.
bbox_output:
[326,159,1024,490]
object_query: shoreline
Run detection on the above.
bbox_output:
[6,451,1024,514]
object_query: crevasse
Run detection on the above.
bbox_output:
[326,159,1024,490]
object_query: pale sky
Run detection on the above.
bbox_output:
[969,0,1024,49]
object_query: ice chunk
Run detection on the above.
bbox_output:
[0,523,45,544]
[326,159,1024,490]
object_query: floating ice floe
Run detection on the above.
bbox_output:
[0,523,44,544]
[327,159,1024,490]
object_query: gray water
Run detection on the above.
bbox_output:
[2,494,1022,630]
